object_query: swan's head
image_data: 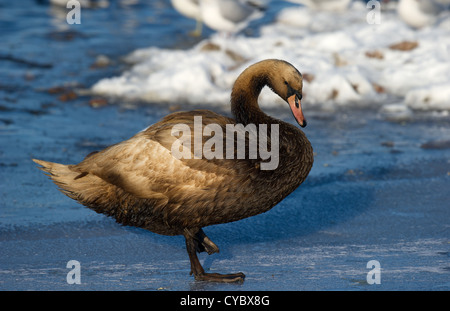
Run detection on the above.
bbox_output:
[269,60,306,128]
[232,59,307,127]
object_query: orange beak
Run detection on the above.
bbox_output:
[288,94,306,128]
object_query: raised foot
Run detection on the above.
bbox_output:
[194,272,245,283]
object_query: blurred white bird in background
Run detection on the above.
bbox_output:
[397,0,450,28]
[199,0,269,35]
[284,0,351,11]
[171,0,204,36]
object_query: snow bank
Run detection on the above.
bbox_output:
[91,3,450,111]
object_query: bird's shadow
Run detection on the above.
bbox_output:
[207,174,373,244]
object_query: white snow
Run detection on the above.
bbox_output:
[91,2,450,111]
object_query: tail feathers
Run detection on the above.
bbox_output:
[33,158,69,176]
[32,158,155,228]
[33,158,118,211]
[33,158,178,233]
[33,158,82,199]
[33,158,132,211]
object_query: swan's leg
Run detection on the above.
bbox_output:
[194,228,220,255]
[184,229,245,283]
[183,228,219,254]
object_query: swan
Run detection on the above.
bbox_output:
[33,59,314,283]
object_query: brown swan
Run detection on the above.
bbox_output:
[33,59,314,283]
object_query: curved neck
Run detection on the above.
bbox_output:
[229,61,312,184]
[230,65,272,125]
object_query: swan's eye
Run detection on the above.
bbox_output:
[284,81,288,85]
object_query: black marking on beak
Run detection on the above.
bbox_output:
[286,82,303,108]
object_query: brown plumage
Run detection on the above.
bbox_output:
[33,59,313,283]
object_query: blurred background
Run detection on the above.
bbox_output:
[0,0,449,291]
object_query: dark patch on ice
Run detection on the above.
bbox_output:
[421,140,450,150]
[0,54,53,69]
